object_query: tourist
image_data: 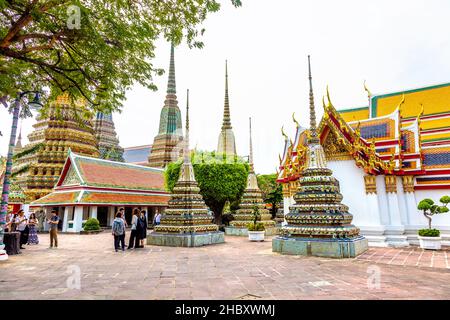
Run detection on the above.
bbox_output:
[47,210,60,248]
[137,210,147,248]
[4,211,13,232]
[153,211,161,226]
[15,210,29,250]
[27,212,39,245]
[127,208,140,249]
[112,212,126,252]
[117,207,127,227]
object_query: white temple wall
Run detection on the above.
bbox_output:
[327,161,370,226]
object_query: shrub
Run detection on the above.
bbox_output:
[417,196,449,230]
[83,218,101,231]
[418,228,440,237]
[247,222,265,231]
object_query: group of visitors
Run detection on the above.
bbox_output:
[4,209,60,251]
[4,206,160,254]
[4,209,40,249]
[112,207,148,252]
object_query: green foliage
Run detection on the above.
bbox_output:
[0,0,242,113]
[440,196,450,205]
[83,218,100,231]
[247,222,265,231]
[164,161,182,192]
[10,164,30,178]
[257,173,283,217]
[164,152,249,224]
[417,196,449,230]
[12,143,44,161]
[247,206,264,231]
[418,229,440,237]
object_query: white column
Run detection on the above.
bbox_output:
[283,197,290,215]
[376,175,390,225]
[62,206,71,232]
[396,177,409,225]
[72,206,84,233]
[384,176,408,247]
[361,175,387,247]
[90,206,98,219]
[107,207,115,226]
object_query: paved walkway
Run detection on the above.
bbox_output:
[357,246,450,269]
[1,232,450,300]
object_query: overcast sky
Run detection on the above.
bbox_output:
[2,0,450,174]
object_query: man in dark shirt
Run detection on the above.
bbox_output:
[47,210,60,248]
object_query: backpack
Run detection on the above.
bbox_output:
[112,219,124,236]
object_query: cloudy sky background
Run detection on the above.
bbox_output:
[1,0,450,174]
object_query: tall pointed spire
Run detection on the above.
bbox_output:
[228,117,276,234]
[248,117,254,172]
[273,55,368,258]
[15,124,22,150]
[167,43,176,95]
[305,56,327,169]
[184,89,190,163]
[148,43,183,168]
[217,60,237,156]
[222,60,232,129]
[308,55,319,144]
[179,89,195,182]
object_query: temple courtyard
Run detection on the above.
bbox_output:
[1,232,450,300]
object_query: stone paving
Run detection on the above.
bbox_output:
[1,231,450,300]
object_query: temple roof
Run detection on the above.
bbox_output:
[277,81,450,189]
[56,150,166,192]
[31,151,169,207]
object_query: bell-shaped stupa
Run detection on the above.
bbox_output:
[272,56,368,258]
[226,118,276,236]
[148,90,225,247]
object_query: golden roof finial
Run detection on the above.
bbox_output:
[281,126,288,141]
[292,112,300,127]
[363,80,372,99]
[326,85,333,108]
[355,121,361,137]
[397,93,405,111]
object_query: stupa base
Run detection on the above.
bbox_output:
[147,231,225,247]
[272,236,368,258]
[225,226,278,236]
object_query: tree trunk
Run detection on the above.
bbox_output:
[424,213,432,229]
[211,202,225,226]
[0,98,20,246]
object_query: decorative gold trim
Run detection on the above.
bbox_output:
[402,175,415,193]
[385,175,397,193]
[364,175,377,194]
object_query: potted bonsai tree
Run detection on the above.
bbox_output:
[247,206,265,242]
[417,196,450,250]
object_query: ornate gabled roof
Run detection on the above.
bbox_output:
[31,151,169,207]
[278,81,450,189]
[56,151,166,192]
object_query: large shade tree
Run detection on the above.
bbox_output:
[165,151,249,225]
[0,0,242,113]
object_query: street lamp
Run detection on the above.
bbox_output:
[0,91,42,261]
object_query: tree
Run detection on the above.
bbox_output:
[165,151,249,225]
[417,196,450,229]
[0,0,242,113]
[257,173,282,218]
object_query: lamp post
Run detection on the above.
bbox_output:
[0,91,42,261]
